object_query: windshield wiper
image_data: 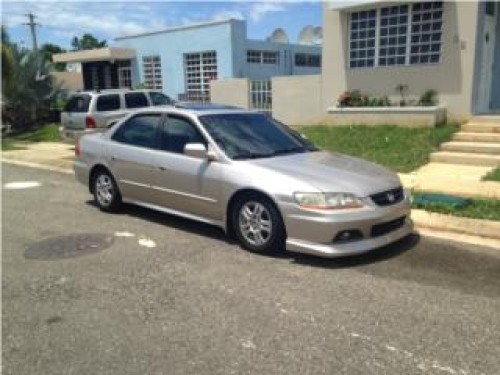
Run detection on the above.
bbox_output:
[269,147,307,156]
[232,152,274,160]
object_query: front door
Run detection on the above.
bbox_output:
[150,114,222,221]
[477,2,497,113]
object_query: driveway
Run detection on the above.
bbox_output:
[3,163,500,375]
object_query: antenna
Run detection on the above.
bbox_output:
[23,12,40,51]
[267,28,289,44]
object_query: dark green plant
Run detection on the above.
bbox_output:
[395,84,409,106]
[419,89,438,106]
[71,33,107,50]
[2,45,65,131]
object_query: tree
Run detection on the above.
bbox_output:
[71,33,107,50]
[2,25,15,86]
[2,44,65,131]
[40,43,67,71]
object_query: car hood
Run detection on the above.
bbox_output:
[248,151,401,197]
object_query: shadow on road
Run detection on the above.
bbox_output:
[86,200,418,268]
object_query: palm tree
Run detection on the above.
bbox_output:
[2,44,65,131]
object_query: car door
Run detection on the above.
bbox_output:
[107,113,163,202]
[92,93,129,129]
[150,114,222,220]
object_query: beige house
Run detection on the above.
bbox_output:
[322,1,500,122]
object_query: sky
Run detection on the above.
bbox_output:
[1,0,322,49]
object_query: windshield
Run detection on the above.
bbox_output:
[199,113,319,160]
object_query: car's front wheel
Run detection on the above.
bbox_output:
[232,195,285,254]
[93,170,121,212]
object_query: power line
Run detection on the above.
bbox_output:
[23,12,40,51]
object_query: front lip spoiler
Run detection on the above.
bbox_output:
[285,219,414,258]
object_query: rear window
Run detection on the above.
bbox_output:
[125,92,149,109]
[149,91,173,106]
[64,95,91,113]
[96,94,121,112]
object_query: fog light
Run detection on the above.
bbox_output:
[333,230,363,243]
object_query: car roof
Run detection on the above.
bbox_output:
[132,103,262,117]
[70,89,164,96]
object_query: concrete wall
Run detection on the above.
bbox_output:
[272,75,325,125]
[321,1,480,122]
[115,20,238,100]
[51,72,83,91]
[210,78,251,109]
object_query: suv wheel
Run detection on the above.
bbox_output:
[232,195,285,254]
[93,170,121,212]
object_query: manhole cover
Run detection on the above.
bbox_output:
[24,233,114,261]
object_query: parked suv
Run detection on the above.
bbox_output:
[61,89,175,139]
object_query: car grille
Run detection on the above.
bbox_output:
[371,216,406,237]
[370,187,404,206]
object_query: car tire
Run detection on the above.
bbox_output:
[232,194,285,255]
[92,170,122,212]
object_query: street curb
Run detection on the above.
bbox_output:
[411,209,500,241]
[1,158,73,174]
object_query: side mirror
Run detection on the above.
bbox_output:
[184,143,218,161]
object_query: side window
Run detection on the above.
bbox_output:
[96,94,121,112]
[125,92,149,109]
[64,95,90,112]
[111,114,161,149]
[149,91,173,106]
[160,115,206,154]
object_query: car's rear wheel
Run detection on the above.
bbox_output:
[232,195,285,254]
[93,170,121,212]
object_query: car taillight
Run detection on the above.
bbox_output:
[75,140,81,157]
[85,116,96,128]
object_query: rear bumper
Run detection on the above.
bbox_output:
[74,160,90,187]
[61,128,99,140]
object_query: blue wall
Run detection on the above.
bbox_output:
[114,19,321,99]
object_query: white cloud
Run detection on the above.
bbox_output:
[249,2,286,22]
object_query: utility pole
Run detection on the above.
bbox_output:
[23,12,40,51]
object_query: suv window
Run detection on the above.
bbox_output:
[64,95,91,112]
[160,115,206,154]
[96,94,121,112]
[149,92,173,106]
[112,114,161,149]
[125,92,149,109]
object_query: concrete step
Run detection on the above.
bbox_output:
[430,151,500,166]
[469,116,500,123]
[453,132,500,142]
[440,141,500,154]
[461,123,500,133]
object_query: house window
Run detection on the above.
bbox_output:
[184,51,217,102]
[409,2,443,64]
[294,53,321,67]
[349,1,443,68]
[117,60,132,88]
[142,55,162,90]
[349,9,377,68]
[379,5,409,66]
[246,50,280,65]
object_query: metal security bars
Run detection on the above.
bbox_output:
[142,55,162,89]
[183,51,218,103]
[250,80,272,113]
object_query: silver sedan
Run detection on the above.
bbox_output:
[74,104,413,258]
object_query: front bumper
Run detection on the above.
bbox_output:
[281,198,413,258]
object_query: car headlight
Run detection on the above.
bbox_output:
[294,192,365,210]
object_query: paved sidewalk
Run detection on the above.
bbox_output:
[1,142,74,170]
[399,162,500,199]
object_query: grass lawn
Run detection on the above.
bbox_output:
[297,123,458,173]
[1,123,62,151]
[482,167,500,182]
[412,193,500,221]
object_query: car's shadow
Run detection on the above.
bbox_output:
[86,200,419,267]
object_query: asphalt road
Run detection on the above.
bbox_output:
[2,162,500,375]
